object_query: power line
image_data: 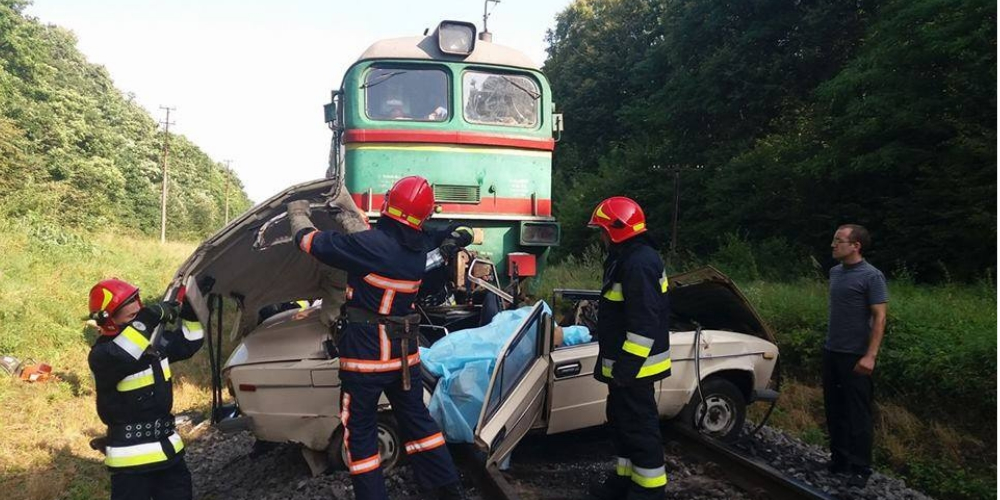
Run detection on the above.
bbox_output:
[159,106,175,244]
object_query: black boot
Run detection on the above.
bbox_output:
[588,473,630,500]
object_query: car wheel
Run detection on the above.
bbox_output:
[678,377,746,443]
[328,413,402,472]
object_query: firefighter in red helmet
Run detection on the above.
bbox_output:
[587,197,671,500]
[287,175,473,500]
[87,279,204,500]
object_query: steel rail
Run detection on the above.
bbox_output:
[668,425,834,500]
[450,427,832,500]
[451,444,522,500]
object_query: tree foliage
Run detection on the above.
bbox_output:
[546,0,996,282]
[0,0,251,239]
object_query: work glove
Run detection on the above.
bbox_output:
[173,285,198,322]
[449,226,474,247]
[326,187,369,233]
[439,239,459,258]
[286,200,317,240]
[147,301,180,324]
[128,302,178,337]
[439,225,474,258]
[180,299,198,322]
[287,199,311,218]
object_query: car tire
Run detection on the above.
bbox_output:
[678,377,746,443]
[328,413,403,472]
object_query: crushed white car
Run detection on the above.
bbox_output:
[165,178,781,473]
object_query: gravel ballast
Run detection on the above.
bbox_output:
[183,422,934,500]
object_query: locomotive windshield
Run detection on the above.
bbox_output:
[364,67,450,122]
[463,71,539,127]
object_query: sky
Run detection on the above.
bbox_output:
[25,0,573,203]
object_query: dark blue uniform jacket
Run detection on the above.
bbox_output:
[595,238,672,386]
[295,219,452,375]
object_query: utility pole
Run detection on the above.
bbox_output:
[671,167,680,257]
[661,163,701,267]
[222,159,232,224]
[481,0,500,41]
[159,106,175,244]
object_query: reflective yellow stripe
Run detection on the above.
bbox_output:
[603,283,624,302]
[616,457,632,477]
[633,222,646,232]
[631,464,667,488]
[623,341,652,358]
[100,288,114,310]
[113,327,151,360]
[117,359,171,392]
[121,328,149,350]
[117,374,155,392]
[295,300,309,309]
[601,358,614,378]
[387,206,422,226]
[623,332,654,358]
[637,354,671,378]
[595,205,611,220]
[660,273,669,293]
[105,433,183,468]
[182,320,204,341]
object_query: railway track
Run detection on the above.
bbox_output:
[455,426,834,500]
[667,425,834,500]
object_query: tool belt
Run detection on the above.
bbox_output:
[344,307,421,390]
[108,417,175,445]
[344,307,420,339]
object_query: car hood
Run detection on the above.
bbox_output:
[668,266,776,344]
[164,178,355,338]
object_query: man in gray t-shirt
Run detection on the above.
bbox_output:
[823,224,888,489]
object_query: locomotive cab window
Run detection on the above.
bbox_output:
[364,67,450,122]
[463,71,540,128]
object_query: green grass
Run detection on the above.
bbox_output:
[541,252,997,500]
[0,219,204,500]
[0,218,993,500]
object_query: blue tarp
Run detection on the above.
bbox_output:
[419,302,591,443]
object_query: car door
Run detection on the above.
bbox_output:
[546,289,605,435]
[474,301,552,467]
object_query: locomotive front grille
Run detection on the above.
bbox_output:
[433,184,481,204]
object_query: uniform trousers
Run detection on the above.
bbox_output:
[822,349,874,473]
[606,382,666,499]
[340,369,459,500]
[110,457,192,500]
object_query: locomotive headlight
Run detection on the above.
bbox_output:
[437,21,476,56]
[520,221,560,246]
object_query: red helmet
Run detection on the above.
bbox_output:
[89,278,141,335]
[588,196,648,243]
[381,176,435,230]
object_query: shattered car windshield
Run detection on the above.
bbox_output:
[463,71,539,128]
